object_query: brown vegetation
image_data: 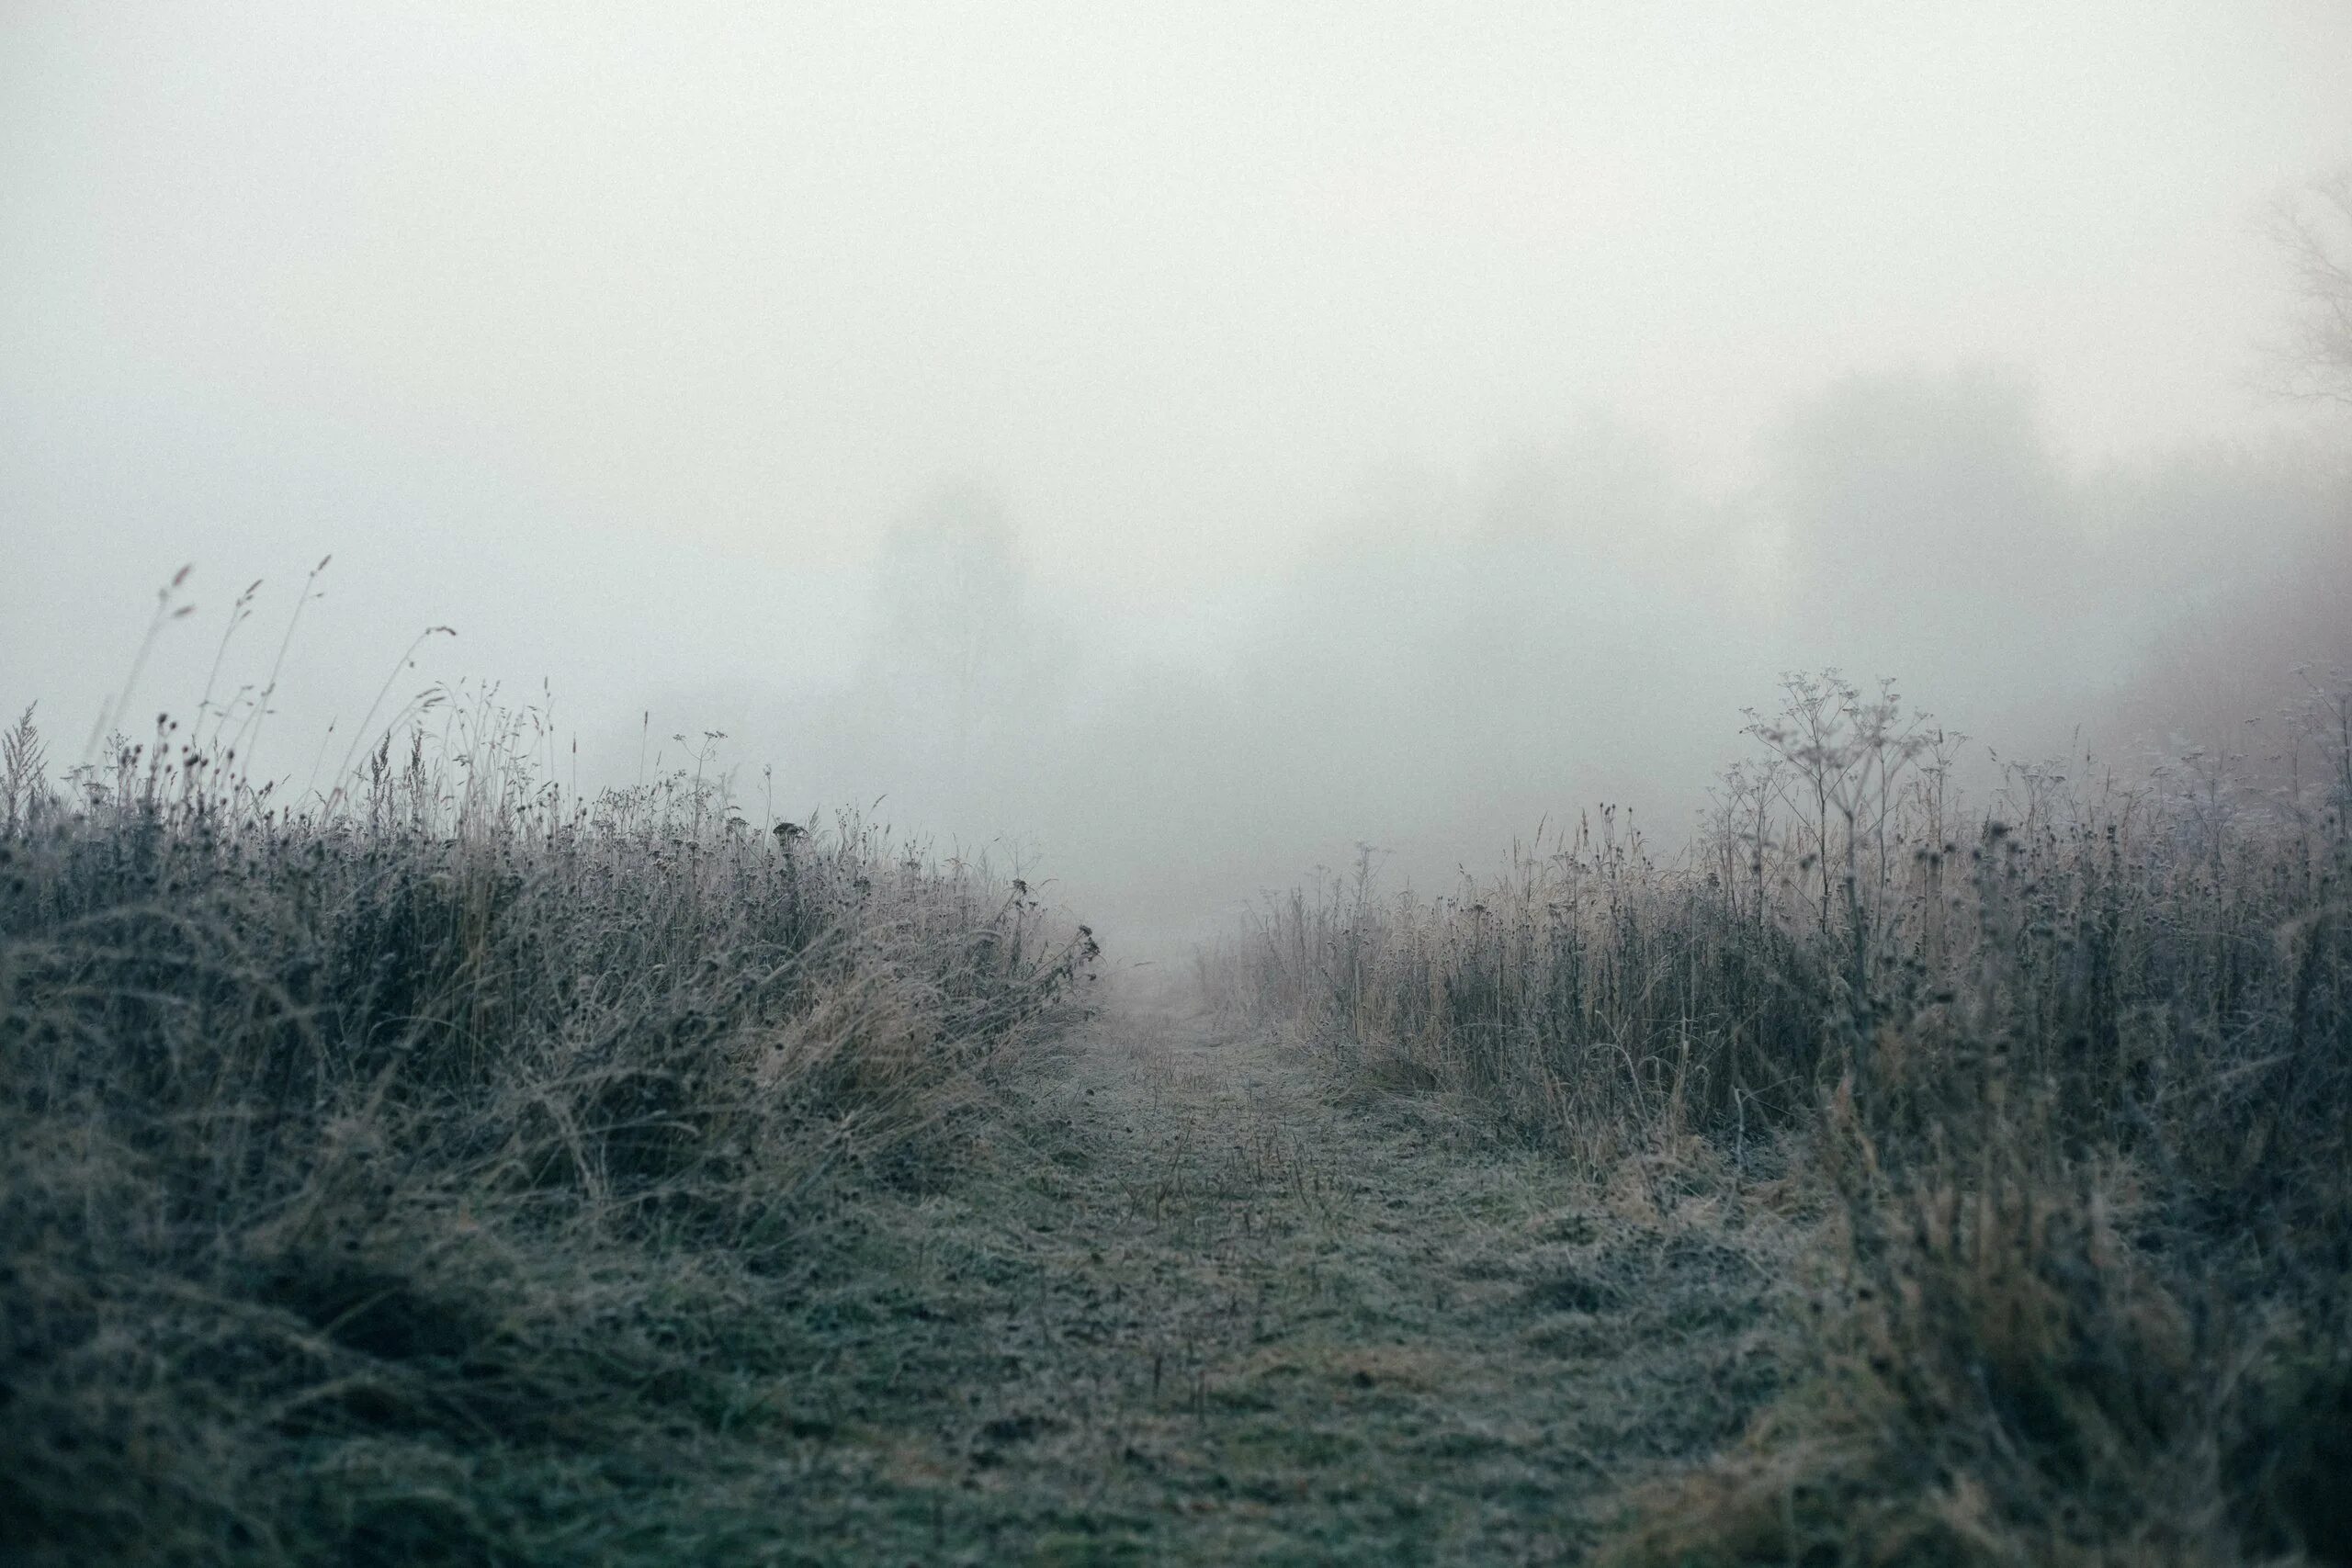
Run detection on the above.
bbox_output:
[0,700,1094,1564]
[1204,670,2352,1565]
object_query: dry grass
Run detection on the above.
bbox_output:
[0,698,1096,1565]
[14,637,2350,1562]
[1204,670,2352,1565]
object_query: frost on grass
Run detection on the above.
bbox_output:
[0,705,1095,1565]
[1207,671,2352,1566]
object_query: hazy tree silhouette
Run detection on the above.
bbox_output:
[1770,367,2093,696]
[867,485,1033,764]
[2267,164,2352,406]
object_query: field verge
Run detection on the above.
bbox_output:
[1,706,1095,1564]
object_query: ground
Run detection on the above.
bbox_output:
[764,1009,1796,1564]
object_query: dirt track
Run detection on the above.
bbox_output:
[777,1010,1792,1563]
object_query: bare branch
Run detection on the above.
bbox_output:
[2262,164,2352,407]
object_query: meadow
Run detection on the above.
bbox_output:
[1204,670,2352,1564]
[0,696,1095,1563]
[5,669,2347,1563]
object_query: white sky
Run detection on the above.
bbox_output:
[4,2,2349,838]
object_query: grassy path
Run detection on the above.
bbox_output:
[775,1010,1791,1563]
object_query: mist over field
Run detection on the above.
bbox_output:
[14,9,2352,1564]
[6,1,2350,952]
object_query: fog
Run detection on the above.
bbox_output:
[6,3,2351,953]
